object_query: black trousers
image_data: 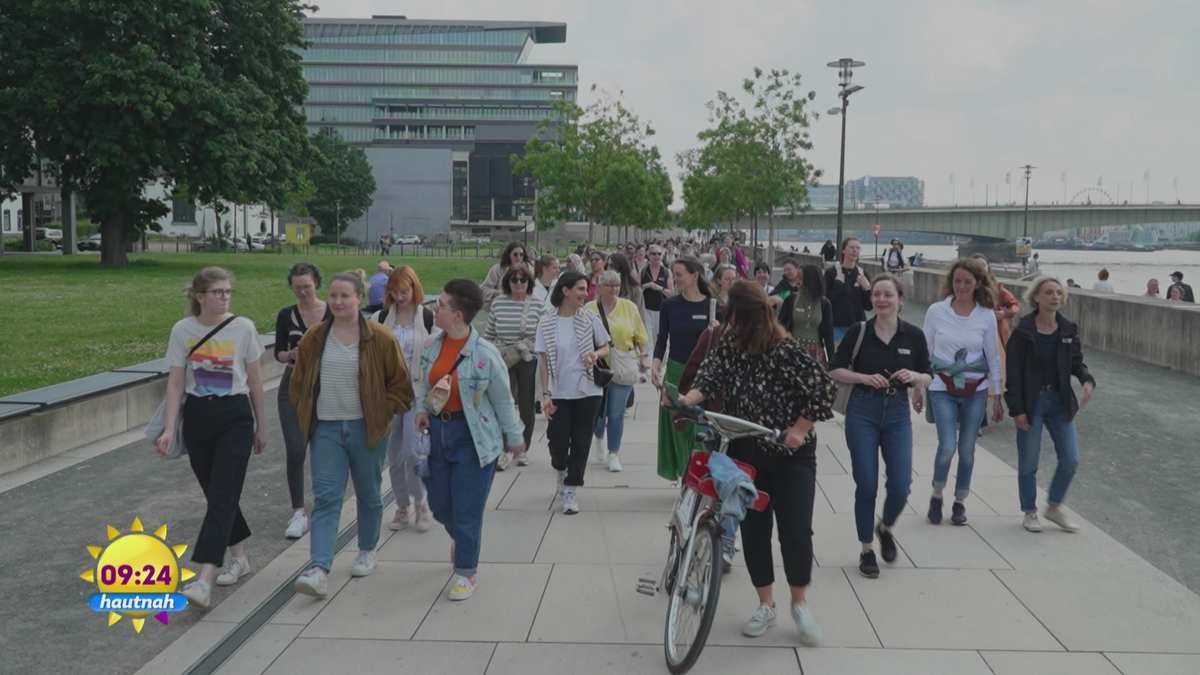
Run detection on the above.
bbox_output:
[509,359,538,449]
[546,396,603,487]
[730,438,817,589]
[182,394,255,566]
[278,366,308,509]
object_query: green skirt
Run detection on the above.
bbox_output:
[657,359,698,481]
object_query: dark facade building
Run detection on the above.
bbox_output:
[297,16,578,241]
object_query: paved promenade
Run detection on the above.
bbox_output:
[126,378,1200,675]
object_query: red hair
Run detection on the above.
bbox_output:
[384,265,424,307]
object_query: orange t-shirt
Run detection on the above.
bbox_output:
[428,335,469,412]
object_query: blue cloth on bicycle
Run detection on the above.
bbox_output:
[707,452,758,522]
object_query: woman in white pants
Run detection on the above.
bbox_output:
[372,266,436,532]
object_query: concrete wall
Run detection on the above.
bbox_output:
[0,343,286,476]
[776,250,1200,378]
[345,146,453,242]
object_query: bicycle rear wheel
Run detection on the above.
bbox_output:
[664,522,722,674]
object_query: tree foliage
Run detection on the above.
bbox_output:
[512,88,672,243]
[0,0,315,264]
[304,128,377,236]
[678,68,822,254]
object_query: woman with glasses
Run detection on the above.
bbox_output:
[640,245,673,351]
[633,244,648,278]
[414,280,526,600]
[536,271,611,514]
[275,263,332,539]
[288,272,415,598]
[371,266,436,532]
[162,267,267,609]
[484,266,544,468]
[586,270,650,473]
[652,256,719,482]
[481,242,529,309]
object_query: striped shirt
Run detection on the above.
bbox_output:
[317,336,363,420]
[484,295,544,347]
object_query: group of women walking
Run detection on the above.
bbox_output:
[159,239,1095,652]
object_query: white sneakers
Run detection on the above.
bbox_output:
[216,556,250,586]
[516,452,531,466]
[1043,507,1081,532]
[563,489,580,515]
[285,512,308,539]
[792,603,823,646]
[607,453,622,472]
[743,603,777,637]
[182,581,212,609]
[295,567,328,597]
[496,451,512,472]
[593,435,607,463]
[351,550,377,577]
[1023,512,1043,532]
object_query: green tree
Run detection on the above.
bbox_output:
[305,128,377,237]
[513,88,667,244]
[679,68,822,259]
[0,0,315,265]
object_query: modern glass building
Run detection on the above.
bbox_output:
[845,176,925,209]
[298,16,578,241]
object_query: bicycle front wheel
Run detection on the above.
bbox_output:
[664,522,722,674]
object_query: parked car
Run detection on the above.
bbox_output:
[396,235,421,245]
[44,229,63,249]
[77,234,102,251]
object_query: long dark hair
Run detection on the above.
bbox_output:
[672,255,715,298]
[797,264,825,305]
[608,253,639,298]
[499,241,526,270]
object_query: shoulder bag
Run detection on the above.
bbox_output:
[145,315,239,459]
[499,298,532,369]
[831,321,867,416]
[597,300,639,386]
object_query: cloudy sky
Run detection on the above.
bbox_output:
[312,0,1198,207]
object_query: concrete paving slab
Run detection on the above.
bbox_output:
[533,511,609,564]
[968,515,1158,573]
[202,549,314,624]
[579,486,681,513]
[848,568,1062,650]
[816,473,918,516]
[529,564,631,644]
[485,643,801,675]
[267,550,364,626]
[215,624,303,675]
[263,639,495,675]
[1102,653,1200,675]
[979,650,1122,675]
[891,519,1013,569]
[994,569,1200,653]
[413,563,552,642]
[797,648,993,674]
[600,510,681,565]
[496,471,557,511]
[810,512,916,569]
[132,620,239,675]
[298,561,449,640]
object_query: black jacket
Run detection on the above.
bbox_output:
[1004,312,1096,422]
[820,243,837,262]
[824,266,873,328]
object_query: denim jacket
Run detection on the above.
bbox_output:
[414,327,525,467]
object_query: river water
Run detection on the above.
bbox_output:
[777,241,1200,297]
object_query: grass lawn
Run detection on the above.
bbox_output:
[0,252,494,397]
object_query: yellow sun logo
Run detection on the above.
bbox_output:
[79,518,196,633]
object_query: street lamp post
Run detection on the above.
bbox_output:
[1020,165,1036,237]
[827,58,865,262]
[335,200,341,252]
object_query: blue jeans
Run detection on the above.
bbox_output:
[423,417,497,577]
[930,389,989,500]
[845,390,914,543]
[309,419,388,571]
[593,382,634,452]
[1016,390,1080,512]
[833,326,851,343]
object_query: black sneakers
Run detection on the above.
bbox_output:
[876,524,897,563]
[951,501,968,526]
[858,550,880,578]
[927,496,944,524]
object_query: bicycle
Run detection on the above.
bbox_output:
[637,385,780,674]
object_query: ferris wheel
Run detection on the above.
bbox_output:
[1069,187,1115,205]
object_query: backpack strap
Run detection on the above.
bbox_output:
[188,315,239,359]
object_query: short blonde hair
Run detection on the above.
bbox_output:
[1024,275,1068,310]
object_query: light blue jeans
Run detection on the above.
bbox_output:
[1016,390,1080,512]
[930,389,988,500]
[309,419,389,571]
[593,382,635,452]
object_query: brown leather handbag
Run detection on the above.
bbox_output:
[936,373,985,397]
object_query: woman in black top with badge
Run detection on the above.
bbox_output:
[274,263,332,539]
[1005,276,1095,534]
[828,274,932,580]
[824,236,874,344]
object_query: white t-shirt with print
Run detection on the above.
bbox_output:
[166,316,264,396]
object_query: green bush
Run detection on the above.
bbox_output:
[3,238,54,252]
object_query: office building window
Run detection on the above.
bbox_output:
[2,211,9,232]
[453,162,468,221]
